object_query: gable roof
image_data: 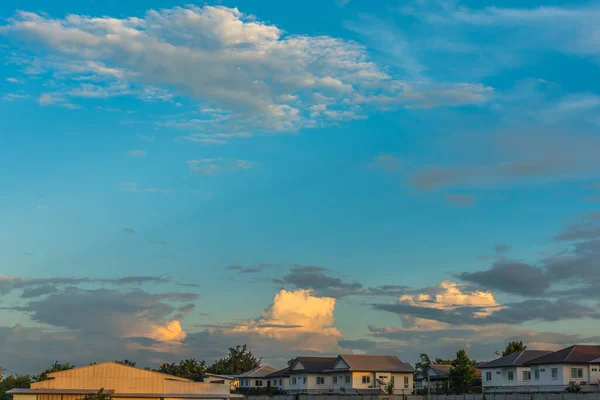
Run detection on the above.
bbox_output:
[236,365,278,378]
[265,367,292,379]
[328,355,413,373]
[43,362,191,382]
[526,345,600,365]
[292,357,337,373]
[430,364,452,378]
[480,351,553,368]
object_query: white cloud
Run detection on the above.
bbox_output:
[6,77,23,84]
[2,93,29,101]
[137,134,156,142]
[2,6,492,133]
[187,159,255,175]
[126,149,148,158]
[121,182,173,194]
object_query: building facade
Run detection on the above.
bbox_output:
[236,366,277,389]
[8,362,230,400]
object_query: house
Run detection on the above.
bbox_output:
[266,367,292,391]
[203,374,236,391]
[414,364,452,393]
[480,350,554,392]
[7,362,230,400]
[525,345,600,392]
[272,357,337,393]
[236,366,277,389]
[326,354,414,394]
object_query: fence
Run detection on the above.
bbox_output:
[246,394,600,400]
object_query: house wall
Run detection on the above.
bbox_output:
[331,373,353,392]
[482,367,532,390]
[239,378,267,388]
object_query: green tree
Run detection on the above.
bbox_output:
[434,358,452,365]
[0,374,32,400]
[415,353,432,371]
[449,350,476,394]
[157,359,206,381]
[84,389,111,400]
[33,362,74,382]
[503,341,527,356]
[207,345,261,376]
[115,360,136,367]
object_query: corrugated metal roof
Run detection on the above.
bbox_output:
[8,389,115,395]
[235,365,277,378]
[46,362,191,382]
[291,357,337,373]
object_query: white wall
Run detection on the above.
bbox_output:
[239,378,267,388]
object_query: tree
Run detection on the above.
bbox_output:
[207,345,261,376]
[157,359,206,381]
[33,362,74,382]
[503,341,527,356]
[115,360,136,367]
[417,354,432,400]
[0,374,32,400]
[84,389,111,400]
[449,350,476,394]
[434,358,452,365]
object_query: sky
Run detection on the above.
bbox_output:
[1,0,600,375]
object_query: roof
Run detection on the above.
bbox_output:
[430,364,452,378]
[45,362,191,382]
[265,366,291,378]
[236,365,277,378]
[328,355,414,373]
[481,350,553,368]
[8,389,116,395]
[291,357,337,373]
[204,373,234,380]
[526,345,600,365]
[112,394,228,399]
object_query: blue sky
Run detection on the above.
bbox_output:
[1,0,600,375]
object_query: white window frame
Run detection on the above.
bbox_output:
[571,368,584,379]
[345,375,351,384]
[523,371,531,381]
[507,371,514,381]
[292,377,297,385]
[551,368,559,380]
[486,372,492,381]
[317,376,325,385]
[404,376,409,389]
[362,375,371,384]
[534,369,539,380]
[303,376,307,384]
[333,376,338,384]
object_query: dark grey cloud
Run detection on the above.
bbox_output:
[458,260,550,296]
[410,168,471,191]
[226,264,276,274]
[495,244,511,254]
[338,339,381,351]
[0,275,171,296]
[553,212,600,241]
[373,298,600,326]
[122,228,136,234]
[20,285,59,299]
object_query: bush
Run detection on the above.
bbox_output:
[566,382,581,393]
[236,387,286,396]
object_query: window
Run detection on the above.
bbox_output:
[362,376,371,384]
[534,369,539,380]
[592,368,598,372]
[571,368,584,379]
[507,371,514,381]
[279,379,283,386]
[303,377,306,384]
[486,372,492,381]
[404,376,409,389]
[292,377,297,385]
[523,371,531,381]
[256,380,263,387]
[333,377,338,384]
[541,369,546,372]
[551,368,558,379]
[317,377,326,385]
[346,375,351,384]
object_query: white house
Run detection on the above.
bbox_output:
[269,357,337,393]
[525,345,600,392]
[326,354,414,394]
[236,366,277,389]
[203,373,236,391]
[481,350,553,393]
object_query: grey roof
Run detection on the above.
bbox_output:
[525,345,600,365]
[112,394,228,399]
[328,355,414,373]
[291,357,337,373]
[266,366,291,378]
[236,365,277,378]
[8,389,116,395]
[204,373,234,380]
[430,364,452,378]
[480,350,553,368]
